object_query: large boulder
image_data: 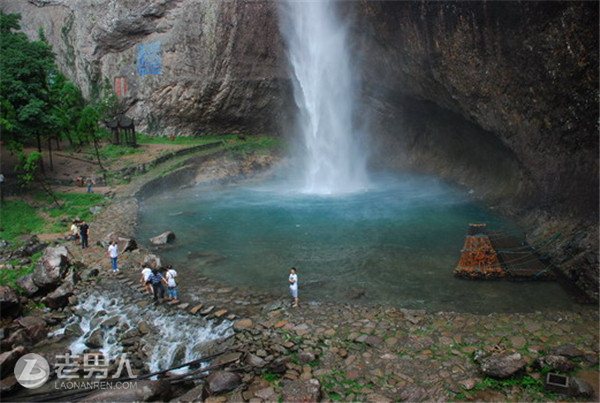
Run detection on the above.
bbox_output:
[16,316,48,344]
[101,232,138,252]
[142,254,162,269]
[149,231,176,246]
[479,352,526,379]
[0,286,21,318]
[42,281,74,309]
[85,380,171,401]
[32,246,70,289]
[0,346,27,378]
[15,275,39,297]
[282,379,322,403]
[204,371,242,395]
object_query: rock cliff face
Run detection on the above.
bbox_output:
[2,0,598,300]
[2,0,290,135]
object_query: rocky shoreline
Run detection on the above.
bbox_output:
[1,150,599,402]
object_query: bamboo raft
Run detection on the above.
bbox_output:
[454,223,555,280]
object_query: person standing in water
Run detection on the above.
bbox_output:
[289,267,299,307]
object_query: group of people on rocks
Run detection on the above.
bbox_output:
[70,220,299,308]
[68,219,90,249]
[140,264,179,304]
[105,237,181,305]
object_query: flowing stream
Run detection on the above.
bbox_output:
[51,292,233,373]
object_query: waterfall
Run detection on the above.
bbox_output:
[279,0,368,195]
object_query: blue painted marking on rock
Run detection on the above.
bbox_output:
[137,42,162,76]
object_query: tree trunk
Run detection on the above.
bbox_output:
[37,134,45,174]
[55,136,61,151]
[47,137,54,171]
[93,139,108,185]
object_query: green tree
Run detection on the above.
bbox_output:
[0,11,55,170]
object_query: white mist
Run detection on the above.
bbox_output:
[279,0,368,195]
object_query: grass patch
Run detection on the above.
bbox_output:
[1,192,106,242]
[262,371,281,385]
[227,136,282,156]
[137,133,237,145]
[95,144,141,160]
[0,200,46,242]
[0,251,43,289]
[454,375,560,401]
[319,369,369,400]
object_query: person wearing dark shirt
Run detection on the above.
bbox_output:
[148,269,167,303]
[79,221,90,249]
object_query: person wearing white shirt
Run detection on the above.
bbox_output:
[140,266,153,294]
[288,267,299,308]
[108,241,119,273]
[165,265,179,303]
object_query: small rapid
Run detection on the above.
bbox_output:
[51,292,233,373]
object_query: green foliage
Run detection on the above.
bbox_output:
[228,135,282,156]
[0,251,42,289]
[0,12,56,150]
[93,144,141,160]
[136,133,237,145]
[0,200,45,241]
[16,151,42,186]
[319,369,369,399]
[0,193,105,242]
[262,372,281,384]
[454,375,560,401]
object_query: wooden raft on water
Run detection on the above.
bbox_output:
[454,224,504,279]
[453,223,555,280]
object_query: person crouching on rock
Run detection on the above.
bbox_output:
[148,268,166,303]
[141,265,153,295]
[165,265,179,304]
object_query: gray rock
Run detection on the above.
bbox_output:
[568,376,594,398]
[102,232,138,252]
[101,316,120,328]
[138,321,151,335]
[86,329,104,349]
[551,344,584,358]
[537,355,575,373]
[479,352,526,379]
[142,254,162,269]
[299,351,316,364]
[16,275,39,297]
[213,352,242,367]
[149,231,176,245]
[42,281,74,309]
[16,316,48,343]
[0,346,27,378]
[281,379,321,403]
[0,286,21,318]
[0,374,18,394]
[245,353,266,368]
[32,246,69,289]
[205,371,242,394]
[233,318,253,331]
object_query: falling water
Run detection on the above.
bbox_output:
[279,0,368,194]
